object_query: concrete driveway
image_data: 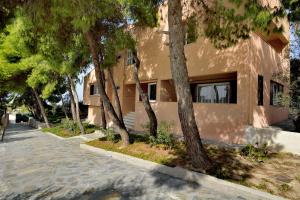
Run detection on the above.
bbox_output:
[0,124,275,200]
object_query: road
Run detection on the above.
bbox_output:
[0,124,270,200]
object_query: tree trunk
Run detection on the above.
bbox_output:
[84,30,129,146]
[30,91,42,121]
[67,75,85,135]
[168,0,212,171]
[98,70,107,129]
[60,94,69,120]
[32,88,50,128]
[132,51,157,137]
[107,68,125,128]
[1,109,8,142]
[67,79,77,122]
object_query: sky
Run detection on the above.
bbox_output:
[76,65,93,102]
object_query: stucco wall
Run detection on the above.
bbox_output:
[83,0,290,144]
[249,33,290,128]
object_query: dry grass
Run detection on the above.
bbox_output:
[87,136,300,199]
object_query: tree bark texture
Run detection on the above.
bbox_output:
[98,70,107,129]
[60,94,69,120]
[168,0,212,170]
[0,110,8,142]
[67,79,77,122]
[85,30,129,146]
[132,51,157,137]
[32,88,50,128]
[107,68,125,128]
[68,75,85,135]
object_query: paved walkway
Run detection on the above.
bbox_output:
[0,124,271,200]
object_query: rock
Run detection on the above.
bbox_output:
[273,174,293,183]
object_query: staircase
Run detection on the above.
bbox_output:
[123,112,135,130]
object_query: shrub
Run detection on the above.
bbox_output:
[241,143,269,161]
[61,118,76,133]
[103,128,118,143]
[279,183,292,192]
[149,121,175,149]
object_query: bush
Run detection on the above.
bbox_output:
[241,143,269,161]
[103,128,118,143]
[61,118,76,133]
[149,121,175,149]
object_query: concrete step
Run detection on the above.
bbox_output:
[123,118,135,123]
[123,112,136,130]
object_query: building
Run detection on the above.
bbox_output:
[83,0,290,144]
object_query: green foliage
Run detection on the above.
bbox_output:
[149,121,175,149]
[119,0,163,28]
[282,0,300,22]
[61,118,76,133]
[214,167,231,179]
[241,143,269,161]
[192,0,286,49]
[186,16,198,44]
[42,121,99,137]
[278,183,292,192]
[102,128,118,143]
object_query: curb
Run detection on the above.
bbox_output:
[80,143,285,200]
[43,131,104,142]
[43,132,65,140]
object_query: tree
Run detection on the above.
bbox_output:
[20,0,131,145]
[167,0,285,170]
[167,0,211,170]
[282,0,300,131]
[120,0,161,137]
[0,16,52,128]
[290,59,300,131]
[0,91,9,142]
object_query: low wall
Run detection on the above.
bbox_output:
[245,126,300,155]
[28,118,47,129]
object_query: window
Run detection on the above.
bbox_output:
[90,84,99,96]
[258,75,264,106]
[148,83,157,102]
[193,81,237,104]
[90,85,94,95]
[270,81,284,106]
[127,50,134,65]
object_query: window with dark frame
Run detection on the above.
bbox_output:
[139,83,157,102]
[90,84,99,96]
[90,84,95,95]
[270,81,284,106]
[191,80,237,104]
[148,83,157,102]
[258,75,264,106]
[127,49,134,65]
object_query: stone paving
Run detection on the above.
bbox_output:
[0,124,273,200]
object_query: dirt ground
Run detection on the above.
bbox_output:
[204,145,300,200]
[87,137,300,200]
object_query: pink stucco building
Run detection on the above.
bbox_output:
[83,0,290,144]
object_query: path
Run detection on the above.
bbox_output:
[0,124,276,200]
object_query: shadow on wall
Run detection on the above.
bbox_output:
[245,126,288,153]
[135,102,247,144]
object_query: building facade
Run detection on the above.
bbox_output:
[83,1,290,144]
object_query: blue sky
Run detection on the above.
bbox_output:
[76,65,93,102]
